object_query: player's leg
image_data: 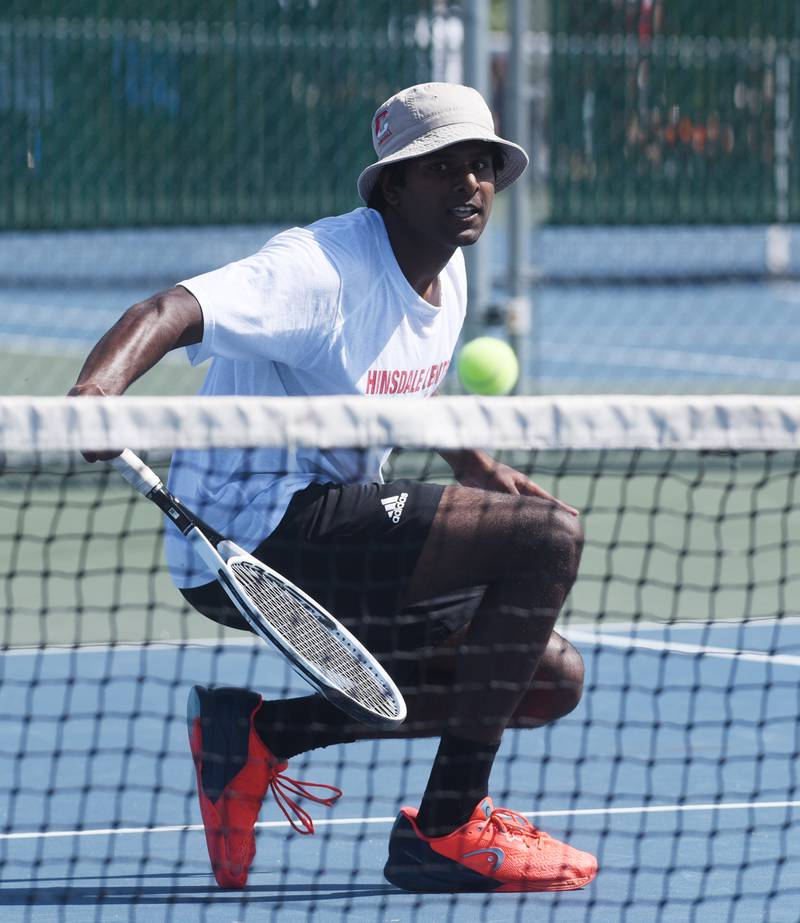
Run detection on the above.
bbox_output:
[181,575,585,781]
[510,629,587,728]
[380,484,597,892]
[184,482,584,763]
[182,581,585,742]
[402,623,586,732]
[399,485,582,836]
[181,582,592,891]
[180,479,590,888]
[180,579,345,889]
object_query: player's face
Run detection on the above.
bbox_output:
[391,141,497,249]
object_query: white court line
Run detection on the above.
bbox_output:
[5,617,800,658]
[576,616,800,633]
[0,637,264,657]
[2,800,798,843]
[544,341,800,381]
[566,629,800,667]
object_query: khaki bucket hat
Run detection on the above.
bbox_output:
[357,82,529,203]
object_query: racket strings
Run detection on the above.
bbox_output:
[230,560,401,721]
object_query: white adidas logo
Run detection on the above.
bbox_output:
[381,492,408,524]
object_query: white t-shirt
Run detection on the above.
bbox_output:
[165,207,467,588]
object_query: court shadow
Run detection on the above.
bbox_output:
[0,872,213,885]
[0,880,398,907]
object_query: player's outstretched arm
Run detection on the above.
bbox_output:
[68,285,203,460]
[69,285,202,400]
[440,448,579,516]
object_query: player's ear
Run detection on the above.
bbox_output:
[379,169,400,207]
[379,163,406,207]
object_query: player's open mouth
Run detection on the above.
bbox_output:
[449,205,481,219]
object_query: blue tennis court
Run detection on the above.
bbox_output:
[3,225,800,397]
[2,618,798,923]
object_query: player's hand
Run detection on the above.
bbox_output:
[447,450,579,516]
[66,383,122,463]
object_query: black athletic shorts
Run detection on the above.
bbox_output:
[181,479,486,684]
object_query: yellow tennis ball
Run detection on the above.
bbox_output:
[457,337,519,395]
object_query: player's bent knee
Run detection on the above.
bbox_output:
[552,641,585,718]
[510,640,585,728]
[527,507,584,589]
[554,509,584,570]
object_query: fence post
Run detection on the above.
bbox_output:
[462,0,492,341]
[506,0,533,392]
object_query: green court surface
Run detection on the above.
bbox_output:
[0,348,205,399]
[3,450,797,649]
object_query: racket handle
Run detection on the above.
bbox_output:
[110,448,163,497]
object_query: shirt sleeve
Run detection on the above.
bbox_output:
[179,228,341,368]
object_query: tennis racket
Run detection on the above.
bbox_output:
[110,449,406,729]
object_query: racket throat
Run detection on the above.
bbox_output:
[143,485,196,536]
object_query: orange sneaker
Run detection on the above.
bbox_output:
[383,796,597,892]
[187,685,342,888]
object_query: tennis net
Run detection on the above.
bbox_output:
[1,394,799,922]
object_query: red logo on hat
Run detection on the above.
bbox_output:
[374,109,391,146]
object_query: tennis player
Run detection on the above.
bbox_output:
[69,82,598,893]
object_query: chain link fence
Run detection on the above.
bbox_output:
[547,0,798,224]
[1,1,441,229]
[3,1,799,397]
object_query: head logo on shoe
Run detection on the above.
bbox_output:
[462,847,505,871]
